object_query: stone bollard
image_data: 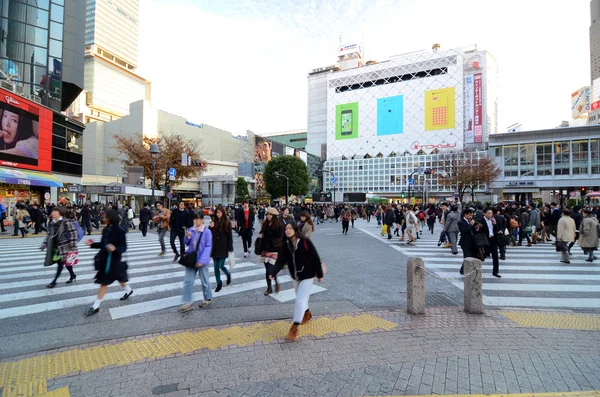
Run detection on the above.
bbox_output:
[406,256,425,315]
[463,257,484,314]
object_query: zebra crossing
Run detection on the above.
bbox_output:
[0,231,327,321]
[359,224,600,310]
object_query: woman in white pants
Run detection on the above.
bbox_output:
[272,223,325,341]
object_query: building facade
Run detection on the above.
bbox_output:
[592,0,600,82]
[0,0,85,213]
[488,126,600,204]
[307,44,498,201]
[68,0,150,124]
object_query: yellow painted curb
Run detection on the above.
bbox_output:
[379,391,600,397]
[0,314,396,389]
[501,311,600,331]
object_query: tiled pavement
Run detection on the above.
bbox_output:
[2,308,600,397]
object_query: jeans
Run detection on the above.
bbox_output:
[158,227,168,252]
[213,257,230,284]
[170,230,185,256]
[293,278,314,324]
[13,221,18,235]
[519,229,531,244]
[82,217,92,234]
[182,265,212,303]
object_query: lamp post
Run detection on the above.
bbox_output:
[274,172,289,207]
[149,143,160,207]
[327,170,337,207]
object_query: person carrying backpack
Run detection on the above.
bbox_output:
[41,207,78,287]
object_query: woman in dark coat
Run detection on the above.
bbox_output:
[84,209,133,317]
[258,207,283,295]
[209,206,233,292]
[272,223,324,341]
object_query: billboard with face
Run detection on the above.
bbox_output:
[0,88,53,172]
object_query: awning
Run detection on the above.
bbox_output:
[0,168,63,187]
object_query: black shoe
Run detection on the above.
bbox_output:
[46,282,56,288]
[173,254,180,263]
[215,282,222,293]
[87,233,92,236]
[86,307,99,317]
[452,252,458,255]
[560,260,571,264]
[459,269,464,275]
[492,273,502,278]
[586,258,594,262]
[226,274,231,286]
[120,290,134,301]
[500,256,506,260]
[66,276,76,284]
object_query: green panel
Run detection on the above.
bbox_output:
[336,102,358,140]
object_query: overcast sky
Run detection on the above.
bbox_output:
[138,0,591,136]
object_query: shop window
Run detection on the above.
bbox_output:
[519,144,534,177]
[504,145,518,177]
[536,143,552,176]
[572,140,589,175]
[554,141,570,176]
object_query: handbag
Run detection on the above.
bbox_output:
[556,241,568,252]
[381,224,388,235]
[65,251,78,267]
[474,232,490,248]
[524,225,533,235]
[253,237,262,255]
[228,251,236,271]
[179,231,203,268]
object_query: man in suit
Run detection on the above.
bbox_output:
[138,202,152,237]
[481,207,502,278]
[494,207,507,260]
[236,200,255,257]
[444,205,461,254]
[458,208,477,275]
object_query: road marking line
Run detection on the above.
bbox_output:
[269,284,327,302]
[484,296,600,308]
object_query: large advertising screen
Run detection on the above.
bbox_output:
[0,88,52,172]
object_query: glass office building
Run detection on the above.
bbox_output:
[0,0,85,112]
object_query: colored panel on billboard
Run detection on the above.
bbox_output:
[473,74,483,143]
[424,87,455,131]
[572,86,592,119]
[377,95,403,136]
[464,76,475,144]
[0,88,52,172]
[336,102,358,140]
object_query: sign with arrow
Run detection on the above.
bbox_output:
[168,168,176,181]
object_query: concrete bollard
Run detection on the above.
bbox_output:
[406,256,425,315]
[463,257,484,314]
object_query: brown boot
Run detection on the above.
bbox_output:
[285,324,299,341]
[301,310,312,325]
[527,242,532,247]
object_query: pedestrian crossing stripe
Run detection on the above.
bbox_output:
[0,234,327,320]
[358,225,600,310]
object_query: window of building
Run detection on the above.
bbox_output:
[591,139,600,174]
[554,141,570,176]
[504,145,518,177]
[572,140,589,175]
[519,144,534,177]
[536,143,552,176]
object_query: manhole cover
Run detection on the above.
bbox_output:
[426,293,459,307]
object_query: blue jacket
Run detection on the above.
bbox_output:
[184,225,212,265]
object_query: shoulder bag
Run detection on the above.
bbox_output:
[179,231,203,268]
[474,232,490,248]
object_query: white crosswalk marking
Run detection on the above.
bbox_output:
[0,232,327,320]
[359,225,600,310]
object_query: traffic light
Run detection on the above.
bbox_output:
[401,193,406,198]
[424,168,435,175]
[581,186,586,197]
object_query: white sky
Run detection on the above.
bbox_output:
[138,0,591,136]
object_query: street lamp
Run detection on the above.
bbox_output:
[149,143,160,207]
[274,172,289,207]
[327,170,337,207]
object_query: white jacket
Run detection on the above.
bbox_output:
[557,215,576,243]
[127,208,134,220]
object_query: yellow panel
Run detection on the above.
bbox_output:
[424,87,456,131]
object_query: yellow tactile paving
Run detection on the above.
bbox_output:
[501,311,600,331]
[1,379,70,397]
[384,391,600,397]
[0,313,396,390]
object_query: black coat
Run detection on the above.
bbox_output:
[479,217,501,243]
[139,207,152,223]
[458,218,475,249]
[170,209,191,231]
[384,209,395,226]
[274,236,324,281]
[236,208,255,231]
[260,223,283,253]
[571,211,584,230]
[91,224,128,285]
[31,208,42,223]
[549,208,561,226]
[210,222,233,259]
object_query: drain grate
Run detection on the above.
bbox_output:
[426,293,459,307]
[152,383,179,395]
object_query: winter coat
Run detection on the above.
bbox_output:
[529,209,541,229]
[274,236,324,281]
[260,222,283,253]
[42,219,77,265]
[210,222,233,259]
[520,211,530,227]
[444,211,460,232]
[579,216,599,249]
[571,211,584,231]
[279,215,296,229]
[557,215,576,243]
[299,221,313,239]
[384,209,395,226]
[15,209,30,228]
[184,225,212,265]
[90,224,128,285]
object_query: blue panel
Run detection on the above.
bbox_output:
[377,95,404,136]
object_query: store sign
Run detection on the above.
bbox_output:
[571,86,592,118]
[410,142,457,150]
[473,73,483,144]
[5,95,19,106]
[591,100,600,112]
[464,75,475,144]
[505,182,534,186]
[104,185,124,194]
[343,192,367,203]
[312,193,332,202]
[338,43,360,56]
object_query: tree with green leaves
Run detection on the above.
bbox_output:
[235,177,250,202]
[264,155,309,202]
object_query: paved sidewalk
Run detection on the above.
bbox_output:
[1,308,599,397]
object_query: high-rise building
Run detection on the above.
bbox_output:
[591,0,600,82]
[69,0,150,123]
